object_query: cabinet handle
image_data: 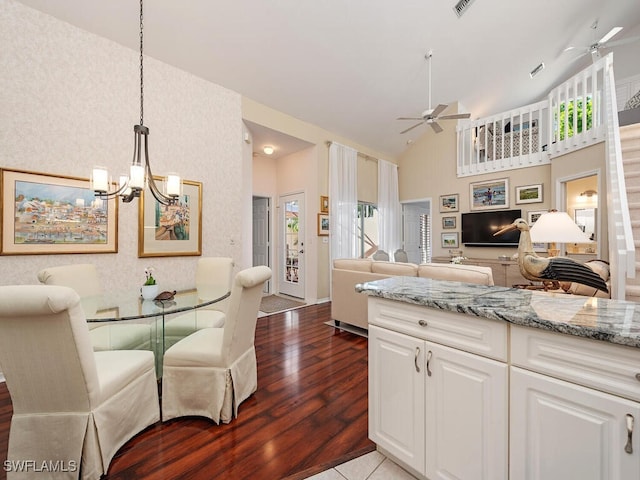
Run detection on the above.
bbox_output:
[414,347,420,373]
[426,350,433,377]
[625,414,634,454]
[418,320,428,327]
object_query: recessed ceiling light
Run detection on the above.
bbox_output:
[263,146,274,155]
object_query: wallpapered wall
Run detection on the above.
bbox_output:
[0,0,245,291]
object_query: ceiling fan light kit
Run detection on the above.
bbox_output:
[397,50,470,134]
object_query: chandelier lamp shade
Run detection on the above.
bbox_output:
[91,0,181,206]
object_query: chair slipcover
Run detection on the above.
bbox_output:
[162,257,234,349]
[162,265,272,424]
[37,264,152,351]
[0,285,160,480]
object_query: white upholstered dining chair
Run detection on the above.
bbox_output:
[162,265,272,424]
[0,285,160,480]
[161,257,234,349]
[37,263,152,351]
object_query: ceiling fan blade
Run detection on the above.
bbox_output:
[430,122,444,134]
[397,117,424,121]
[431,104,448,118]
[438,113,471,120]
[604,35,640,48]
[400,122,425,134]
[597,26,622,45]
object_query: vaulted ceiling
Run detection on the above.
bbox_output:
[15,0,640,158]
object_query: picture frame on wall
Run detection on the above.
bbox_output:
[441,232,459,248]
[1,168,118,255]
[138,177,202,257]
[439,193,459,213]
[515,183,543,204]
[470,178,509,211]
[320,195,329,213]
[442,216,456,229]
[527,209,548,252]
[317,213,329,236]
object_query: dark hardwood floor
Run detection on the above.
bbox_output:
[0,302,374,480]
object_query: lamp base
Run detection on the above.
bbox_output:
[547,248,560,257]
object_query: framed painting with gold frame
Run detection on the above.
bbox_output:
[138,177,202,257]
[320,195,329,213]
[1,168,118,255]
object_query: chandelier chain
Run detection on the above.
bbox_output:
[139,0,144,126]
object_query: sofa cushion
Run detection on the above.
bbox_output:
[333,258,373,272]
[418,263,494,286]
[371,261,419,276]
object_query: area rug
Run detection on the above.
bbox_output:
[260,294,306,314]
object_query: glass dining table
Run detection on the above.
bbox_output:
[83,288,230,376]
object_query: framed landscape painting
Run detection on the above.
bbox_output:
[317,213,329,236]
[439,193,459,213]
[470,178,509,211]
[515,184,543,204]
[442,216,456,229]
[441,232,459,248]
[138,177,202,257]
[1,168,118,255]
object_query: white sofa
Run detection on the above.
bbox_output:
[331,258,494,331]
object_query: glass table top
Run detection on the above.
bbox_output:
[83,288,230,322]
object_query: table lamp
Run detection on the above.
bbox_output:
[529,210,593,257]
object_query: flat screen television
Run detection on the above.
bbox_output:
[461,209,522,247]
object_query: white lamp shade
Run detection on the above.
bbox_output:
[165,173,181,196]
[530,211,592,243]
[129,164,145,189]
[91,166,109,192]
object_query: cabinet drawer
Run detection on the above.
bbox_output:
[511,324,640,402]
[368,297,507,361]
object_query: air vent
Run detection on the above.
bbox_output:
[453,0,476,18]
[529,62,545,78]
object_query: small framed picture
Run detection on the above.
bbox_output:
[515,184,543,204]
[441,232,459,248]
[527,210,547,226]
[439,193,459,213]
[317,213,330,236]
[470,178,509,210]
[320,195,329,213]
[442,216,456,229]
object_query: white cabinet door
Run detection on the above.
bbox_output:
[369,325,425,474]
[425,341,508,480]
[511,367,640,480]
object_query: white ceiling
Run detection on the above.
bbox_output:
[15,0,640,159]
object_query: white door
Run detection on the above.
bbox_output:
[252,196,270,293]
[369,325,426,475]
[402,201,431,264]
[425,341,508,480]
[511,367,640,480]
[279,193,305,298]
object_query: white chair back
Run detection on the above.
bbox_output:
[37,263,102,298]
[196,257,234,311]
[222,266,272,363]
[0,285,100,413]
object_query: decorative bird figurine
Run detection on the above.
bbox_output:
[494,218,608,293]
[154,290,177,301]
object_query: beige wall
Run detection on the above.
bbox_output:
[1,1,245,291]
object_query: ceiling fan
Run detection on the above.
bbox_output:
[564,22,640,63]
[397,50,470,134]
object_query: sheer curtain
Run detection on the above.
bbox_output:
[377,159,401,257]
[329,142,358,262]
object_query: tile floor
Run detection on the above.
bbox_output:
[304,451,418,480]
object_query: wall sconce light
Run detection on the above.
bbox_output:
[578,189,598,204]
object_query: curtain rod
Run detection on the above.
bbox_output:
[326,141,378,162]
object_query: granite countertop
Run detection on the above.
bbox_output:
[356,276,640,349]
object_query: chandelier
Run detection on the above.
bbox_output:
[91,0,181,205]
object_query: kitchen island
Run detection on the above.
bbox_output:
[357,276,640,480]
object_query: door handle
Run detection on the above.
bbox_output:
[299,250,304,254]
